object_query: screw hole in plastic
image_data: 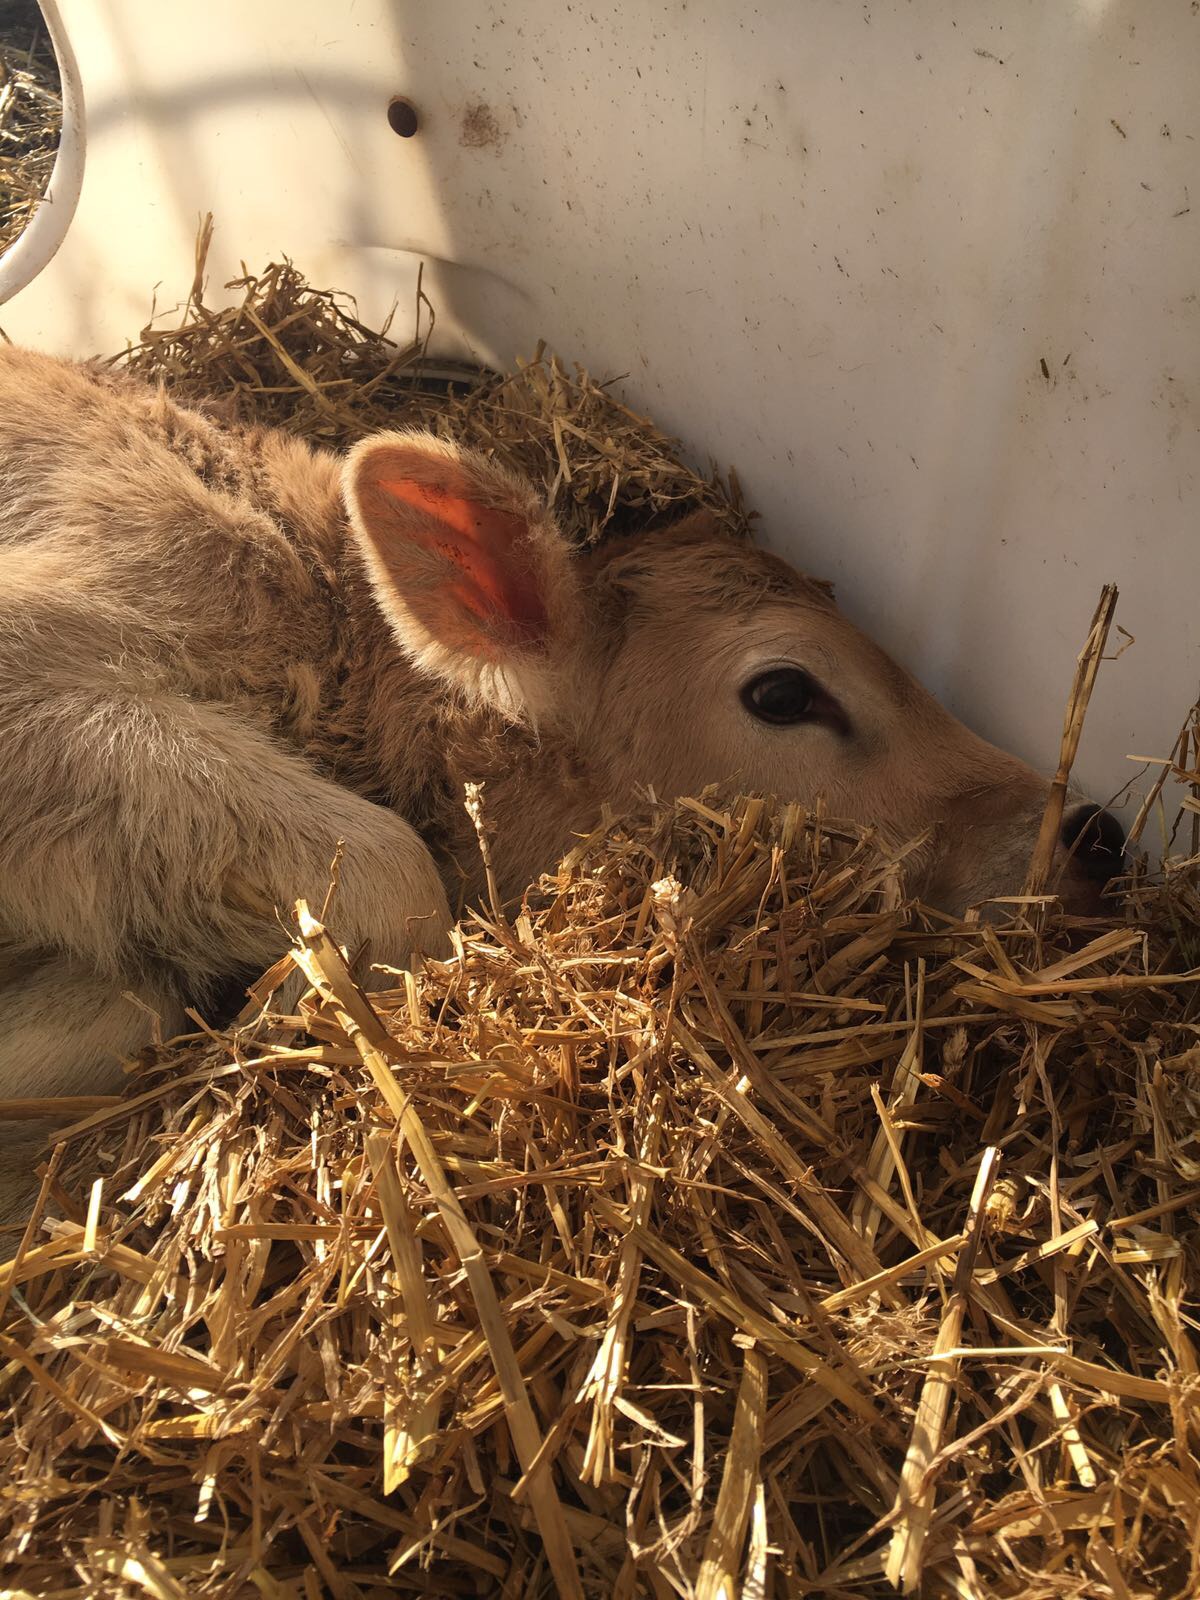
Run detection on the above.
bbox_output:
[387,97,419,138]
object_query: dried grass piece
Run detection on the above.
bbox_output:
[1024,584,1118,898]
[695,1343,768,1600]
[884,1146,999,1592]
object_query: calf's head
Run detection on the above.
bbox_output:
[345,432,1124,915]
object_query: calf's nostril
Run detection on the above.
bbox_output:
[1060,803,1126,880]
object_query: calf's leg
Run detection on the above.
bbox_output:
[0,683,452,1101]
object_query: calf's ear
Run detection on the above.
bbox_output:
[343,431,582,720]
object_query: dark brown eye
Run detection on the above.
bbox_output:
[740,667,848,732]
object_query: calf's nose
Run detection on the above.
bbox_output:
[1060,803,1126,882]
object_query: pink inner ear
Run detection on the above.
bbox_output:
[380,477,549,645]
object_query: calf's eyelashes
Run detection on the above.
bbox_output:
[740,665,850,735]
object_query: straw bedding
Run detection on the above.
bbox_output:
[0,0,61,256]
[1,252,1199,1600]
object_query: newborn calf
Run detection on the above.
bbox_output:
[0,348,1124,1108]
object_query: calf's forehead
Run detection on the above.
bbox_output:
[613,537,909,677]
[609,530,832,610]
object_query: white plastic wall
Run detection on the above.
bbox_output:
[4,1,1197,823]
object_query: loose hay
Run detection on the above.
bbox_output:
[0,0,61,256]
[1,789,1199,1598]
[1,254,1199,1598]
[112,218,751,549]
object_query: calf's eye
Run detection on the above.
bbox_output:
[740,667,847,732]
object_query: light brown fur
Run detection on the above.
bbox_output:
[0,348,1107,1222]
